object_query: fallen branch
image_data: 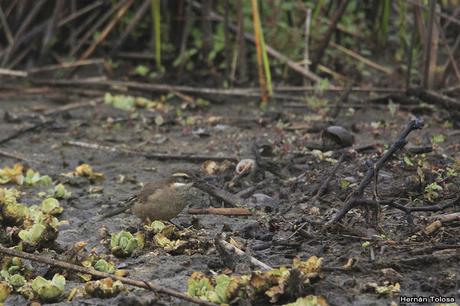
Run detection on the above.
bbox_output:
[188,207,252,216]
[32,78,405,96]
[0,68,28,77]
[0,149,35,164]
[423,205,458,234]
[430,211,460,222]
[407,87,460,111]
[0,245,216,306]
[192,178,246,208]
[310,0,350,71]
[326,119,424,224]
[0,98,102,145]
[64,140,238,163]
[27,59,104,74]
[352,195,460,226]
[215,238,272,271]
[79,0,134,61]
[330,42,392,75]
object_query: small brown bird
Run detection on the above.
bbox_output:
[101,173,200,221]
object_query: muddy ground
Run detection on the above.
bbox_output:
[1,86,459,306]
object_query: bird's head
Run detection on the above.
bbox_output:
[170,172,194,189]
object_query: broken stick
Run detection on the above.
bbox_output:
[326,118,424,225]
[0,245,216,306]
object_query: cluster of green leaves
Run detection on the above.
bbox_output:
[0,164,51,186]
[110,230,144,257]
[0,257,65,303]
[402,152,460,202]
[83,278,124,298]
[0,163,70,266]
[187,256,323,304]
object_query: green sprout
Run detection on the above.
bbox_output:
[110,231,144,257]
[424,182,443,202]
[31,274,65,302]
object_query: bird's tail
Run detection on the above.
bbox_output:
[99,195,137,220]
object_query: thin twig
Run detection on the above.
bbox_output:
[58,1,103,27]
[27,59,104,74]
[32,78,406,97]
[407,0,460,27]
[191,178,245,208]
[188,208,252,216]
[0,68,27,77]
[215,238,272,271]
[69,1,127,57]
[0,149,34,164]
[79,0,134,60]
[189,0,321,83]
[303,8,312,85]
[0,246,216,306]
[1,0,47,66]
[326,119,424,224]
[0,5,13,44]
[437,19,460,85]
[330,42,392,75]
[405,10,417,90]
[112,0,150,52]
[422,0,438,89]
[407,87,460,111]
[64,140,238,163]
[310,0,350,71]
[0,98,102,145]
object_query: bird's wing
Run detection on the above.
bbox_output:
[137,179,170,203]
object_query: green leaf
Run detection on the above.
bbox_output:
[8,274,26,288]
[187,274,213,299]
[41,198,63,215]
[134,65,150,77]
[51,274,66,291]
[403,155,414,167]
[31,274,65,302]
[214,274,232,303]
[18,223,45,245]
[53,184,71,199]
[110,231,143,257]
[94,259,115,274]
[105,94,136,111]
[149,220,166,233]
[432,134,445,144]
[3,202,29,222]
[24,169,52,186]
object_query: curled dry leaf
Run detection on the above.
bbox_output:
[236,159,255,175]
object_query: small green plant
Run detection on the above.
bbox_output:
[93,259,116,274]
[307,96,329,110]
[446,167,457,178]
[30,274,65,302]
[403,155,414,167]
[134,65,150,77]
[110,231,144,257]
[431,134,445,144]
[339,179,350,190]
[387,100,397,117]
[424,182,443,202]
